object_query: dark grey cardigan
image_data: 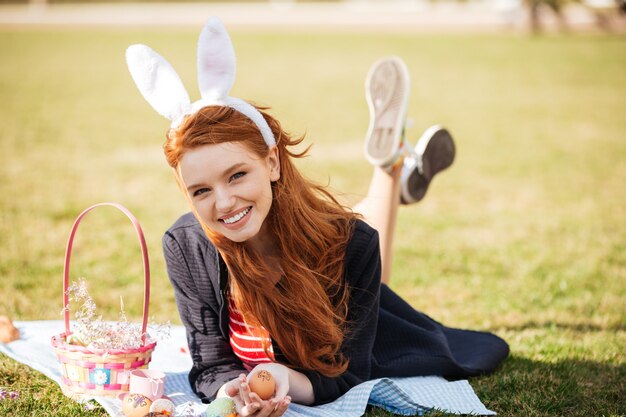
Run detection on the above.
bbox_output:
[162,213,509,405]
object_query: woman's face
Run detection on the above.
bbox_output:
[179,142,280,246]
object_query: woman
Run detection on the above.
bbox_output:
[127,17,508,417]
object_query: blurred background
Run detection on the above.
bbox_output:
[0,1,624,416]
[1,0,626,33]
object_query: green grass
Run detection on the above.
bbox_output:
[1,27,625,416]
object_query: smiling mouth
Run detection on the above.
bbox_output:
[220,206,252,225]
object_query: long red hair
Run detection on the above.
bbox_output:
[164,106,357,377]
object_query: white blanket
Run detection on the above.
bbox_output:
[0,321,495,416]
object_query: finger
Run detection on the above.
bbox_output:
[232,373,247,396]
[239,402,261,417]
[231,394,245,415]
[248,391,265,403]
[271,396,291,417]
[247,392,270,415]
[254,399,278,417]
[225,381,240,398]
[240,379,253,404]
[278,396,292,415]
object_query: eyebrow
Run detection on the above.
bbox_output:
[186,162,248,192]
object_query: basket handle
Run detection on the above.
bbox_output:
[62,202,150,344]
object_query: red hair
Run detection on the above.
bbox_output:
[164,106,357,377]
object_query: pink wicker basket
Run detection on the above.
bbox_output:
[51,202,156,399]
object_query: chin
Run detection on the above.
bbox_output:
[223,234,250,243]
[222,225,262,244]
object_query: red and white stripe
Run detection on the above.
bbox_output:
[229,299,274,370]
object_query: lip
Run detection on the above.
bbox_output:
[219,206,253,230]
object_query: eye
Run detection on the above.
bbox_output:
[193,187,211,197]
[230,172,246,182]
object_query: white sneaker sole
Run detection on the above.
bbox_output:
[364,57,411,168]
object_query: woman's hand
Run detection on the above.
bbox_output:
[223,373,291,417]
[251,363,315,406]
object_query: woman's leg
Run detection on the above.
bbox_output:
[354,125,456,284]
[353,162,402,285]
[355,57,456,285]
[357,56,410,285]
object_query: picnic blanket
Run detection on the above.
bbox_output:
[0,321,496,416]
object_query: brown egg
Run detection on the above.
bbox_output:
[248,370,275,400]
[121,393,152,417]
[0,316,19,343]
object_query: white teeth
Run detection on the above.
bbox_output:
[222,207,251,224]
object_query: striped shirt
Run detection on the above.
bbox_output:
[228,298,274,371]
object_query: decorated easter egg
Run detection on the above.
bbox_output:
[121,392,152,417]
[149,398,175,415]
[0,316,20,343]
[249,370,275,400]
[205,397,236,417]
[66,333,86,347]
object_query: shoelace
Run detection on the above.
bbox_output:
[402,138,423,175]
[401,118,424,175]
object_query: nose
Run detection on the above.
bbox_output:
[214,186,236,213]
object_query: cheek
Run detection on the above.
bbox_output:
[193,199,214,221]
[241,179,273,202]
[257,184,274,207]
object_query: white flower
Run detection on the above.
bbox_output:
[92,369,109,385]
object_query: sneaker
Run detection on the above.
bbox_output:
[364,56,411,170]
[400,125,456,204]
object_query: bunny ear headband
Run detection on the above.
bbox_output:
[125,16,276,147]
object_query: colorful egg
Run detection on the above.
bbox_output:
[149,398,175,415]
[248,370,275,400]
[205,397,236,417]
[0,316,20,343]
[121,392,152,417]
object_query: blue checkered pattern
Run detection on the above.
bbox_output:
[284,377,494,417]
[1,321,495,416]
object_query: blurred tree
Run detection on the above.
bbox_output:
[524,0,570,33]
[524,0,625,33]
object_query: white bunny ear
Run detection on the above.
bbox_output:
[197,17,236,102]
[126,44,191,122]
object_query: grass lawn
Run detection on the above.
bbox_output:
[0,26,624,416]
